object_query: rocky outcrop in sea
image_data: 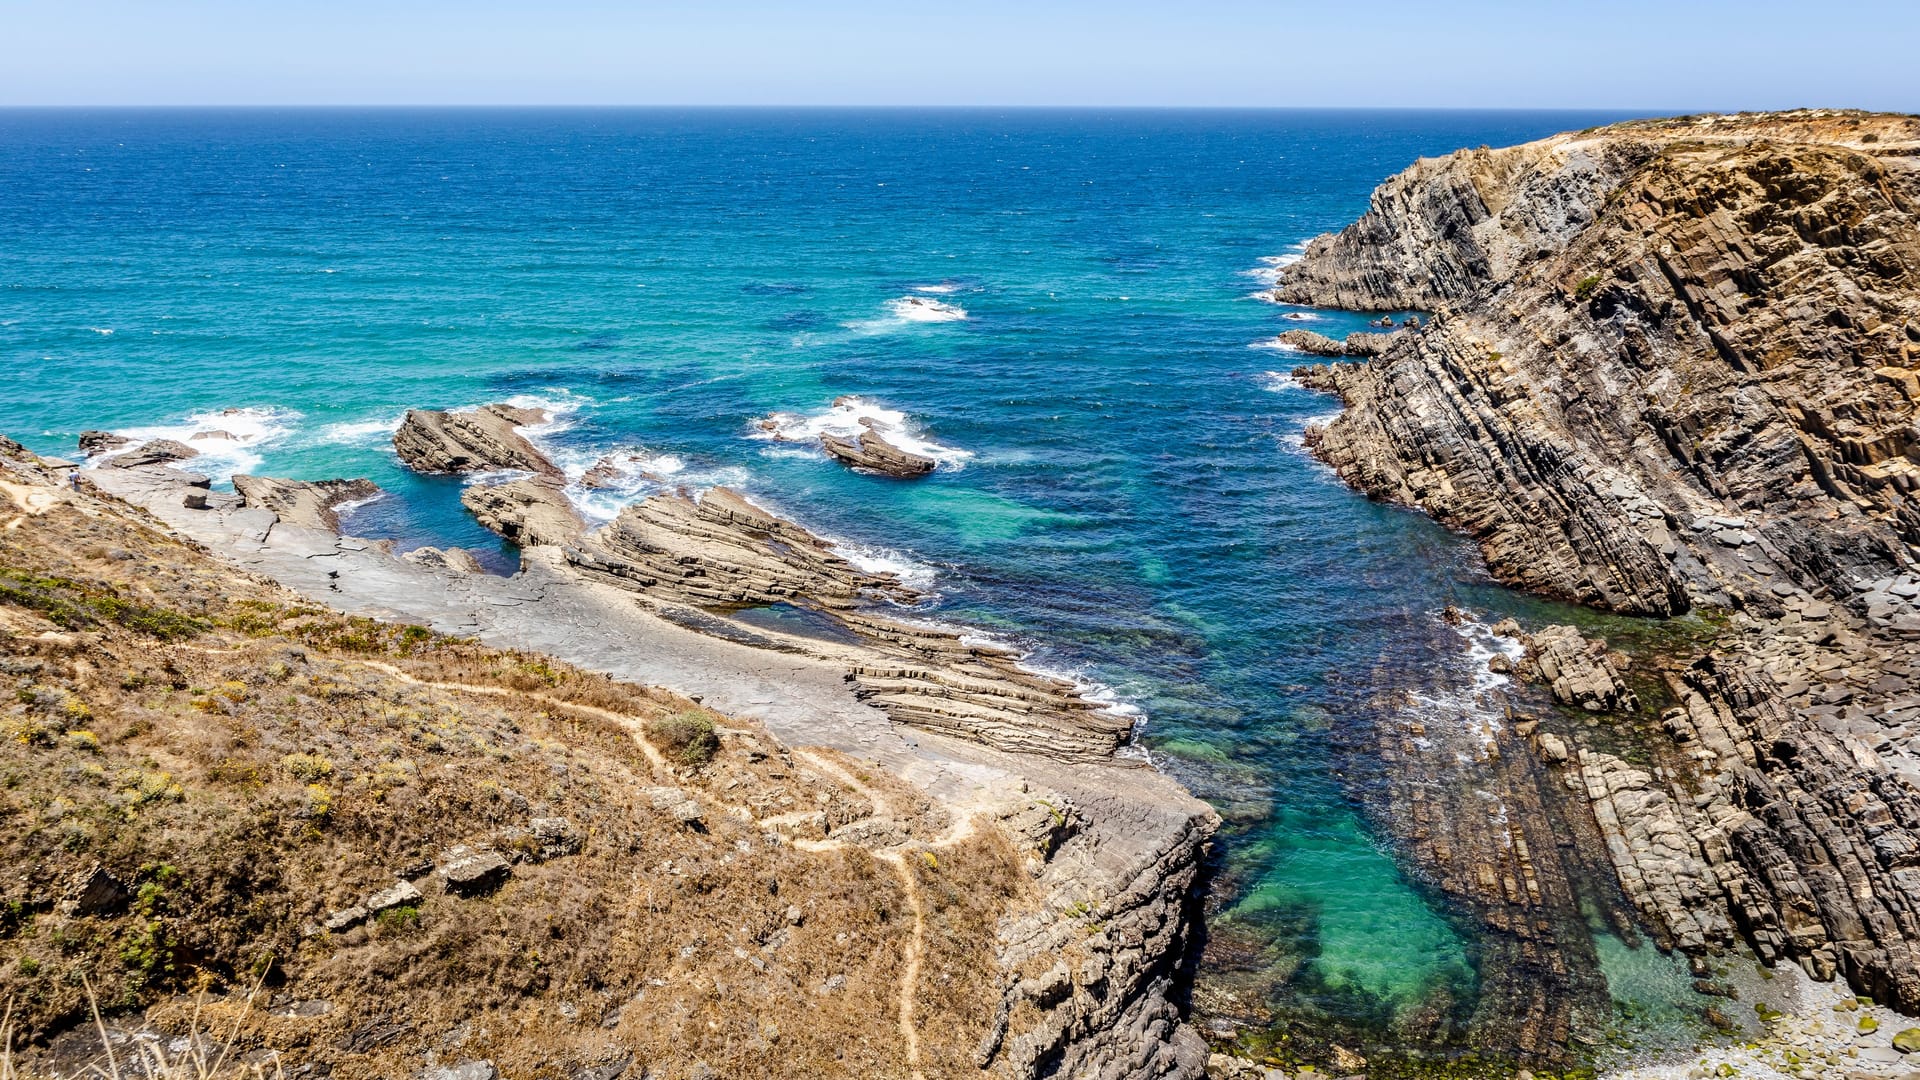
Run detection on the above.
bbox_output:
[1275,109,1920,1023]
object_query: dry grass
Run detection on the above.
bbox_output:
[0,463,1031,1078]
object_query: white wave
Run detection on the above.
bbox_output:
[748,396,973,470]
[909,282,961,295]
[1258,371,1300,392]
[500,390,593,442]
[888,296,967,322]
[833,542,940,594]
[1249,337,1305,353]
[313,412,406,446]
[86,327,114,336]
[1290,409,1344,450]
[546,443,744,524]
[1280,311,1326,322]
[1400,614,1530,762]
[87,406,301,482]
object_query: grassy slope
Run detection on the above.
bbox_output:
[0,451,1027,1079]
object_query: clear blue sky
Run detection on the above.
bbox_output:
[2,0,1914,109]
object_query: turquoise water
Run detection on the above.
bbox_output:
[2,108,1668,1050]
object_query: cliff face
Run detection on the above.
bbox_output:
[1280,111,1920,1017]
[1287,110,1920,618]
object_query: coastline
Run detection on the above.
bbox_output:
[76,456,1221,1078]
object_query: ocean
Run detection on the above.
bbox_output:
[1,107,1698,1054]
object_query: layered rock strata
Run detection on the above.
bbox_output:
[564,488,1136,762]
[232,475,381,532]
[1279,110,1920,1013]
[460,476,585,548]
[392,403,559,477]
[820,424,937,478]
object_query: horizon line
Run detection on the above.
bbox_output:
[0,103,1774,113]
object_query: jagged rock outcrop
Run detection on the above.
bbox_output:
[563,487,1136,762]
[232,475,381,532]
[460,477,584,548]
[1270,328,1398,358]
[1281,110,1920,1014]
[1287,111,1920,616]
[1504,622,1638,713]
[820,424,937,478]
[77,430,129,455]
[99,439,200,469]
[571,487,917,609]
[392,404,559,477]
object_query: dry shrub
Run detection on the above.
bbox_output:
[645,711,719,767]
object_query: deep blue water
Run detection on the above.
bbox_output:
[1,107,1669,1042]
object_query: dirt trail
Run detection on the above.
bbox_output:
[343,657,960,1076]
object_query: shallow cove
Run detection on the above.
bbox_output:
[2,107,1713,1060]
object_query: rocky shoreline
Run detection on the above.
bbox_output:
[1265,110,1920,1073]
[46,399,1220,1078]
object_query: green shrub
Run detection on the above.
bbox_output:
[1574,274,1602,301]
[280,752,335,782]
[647,711,720,767]
[375,904,422,932]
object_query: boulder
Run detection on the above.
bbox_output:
[402,546,487,574]
[76,430,129,456]
[439,847,512,895]
[61,864,127,916]
[364,879,423,915]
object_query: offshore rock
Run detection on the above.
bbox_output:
[820,423,937,478]
[1283,110,1920,1013]
[392,403,559,478]
[1272,327,1399,358]
[232,475,381,532]
[76,431,129,456]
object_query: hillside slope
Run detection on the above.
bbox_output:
[0,442,1195,1079]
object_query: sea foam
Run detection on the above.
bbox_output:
[89,406,301,482]
[886,296,967,322]
[749,396,973,470]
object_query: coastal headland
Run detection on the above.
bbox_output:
[1252,108,1920,1077]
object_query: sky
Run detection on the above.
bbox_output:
[1,0,1915,110]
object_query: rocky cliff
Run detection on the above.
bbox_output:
[1279,110,1920,1018]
